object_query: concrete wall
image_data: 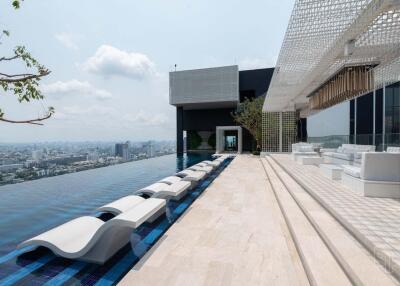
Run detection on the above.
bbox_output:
[307,101,350,137]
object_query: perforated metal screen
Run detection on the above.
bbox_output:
[169,66,239,106]
[264,0,400,112]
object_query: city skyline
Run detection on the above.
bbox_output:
[0,0,294,142]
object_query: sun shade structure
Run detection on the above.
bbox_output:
[263,0,400,114]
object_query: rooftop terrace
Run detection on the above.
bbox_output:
[118,154,399,285]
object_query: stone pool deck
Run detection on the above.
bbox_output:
[119,155,399,286]
[119,155,309,286]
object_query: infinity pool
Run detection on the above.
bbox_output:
[0,153,229,285]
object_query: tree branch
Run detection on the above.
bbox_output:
[0,112,53,125]
[0,70,50,83]
[0,55,20,61]
[0,72,37,78]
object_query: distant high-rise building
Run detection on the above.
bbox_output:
[115,142,129,161]
[32,150,43,161]
[87,151,99,161]
[145,141,155,157]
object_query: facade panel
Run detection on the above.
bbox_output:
[170,66,239,106]
[262,112,280,153]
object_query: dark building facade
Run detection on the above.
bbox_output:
[307,81,399,151]
[170,66,274,154]
[350,81,400,150]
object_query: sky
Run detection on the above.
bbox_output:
[0,0,295,142]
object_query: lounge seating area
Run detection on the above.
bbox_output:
[291,142,318,160]
[322,144,376,165]
[342,152,400,198]
[17,155,231,264]
[290,143,400,199]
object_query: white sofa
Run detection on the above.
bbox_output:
[342,152,400,198]
[387,146,400,153]
[322,144,375,165]
[291,143,318,160]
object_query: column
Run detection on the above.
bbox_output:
[373,88,376,146]
[176,107,184,155]
[354,98,357,144]
[382,84,386,149]
[238,127,242,154]
[279,112,283,152]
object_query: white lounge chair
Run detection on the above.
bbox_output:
[97,195,145,215]
[195,162,216,169]
[158,175,182,185]
[212,153,225,158]
[188,164,213,174]
[134,181,191,200]
[176,169,206,187]
[215,156,229,163]
[341,152,400,198]
[18,198,166,264]
[202,160,221,167]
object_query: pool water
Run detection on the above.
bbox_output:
[0,153,230,285]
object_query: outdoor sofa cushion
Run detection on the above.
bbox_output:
[333,152,353,161]
[387,147,400,153]
[343,166,361,178]
[361,152,400,182]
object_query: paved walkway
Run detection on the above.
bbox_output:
[271,154,400,279]
[119,155,309,286]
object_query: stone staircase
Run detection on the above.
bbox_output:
[261,156,399,286]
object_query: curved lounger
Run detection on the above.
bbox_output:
[188,165,213,174]
[18,198,166,264]
[202,160,221,167]
[176,169,207,187]
[97,195,145,215]
[158,175,182,185]
[196,162,216,170]
[134,181,191,200]
[136,182,169,194]
[212,153,223,158]
[215,155,229,162]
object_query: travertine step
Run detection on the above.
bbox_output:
[261,158,352,286]
[265,156,399,286]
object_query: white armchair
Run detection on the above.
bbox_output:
[291,143,318,160]
[342,152,400,198]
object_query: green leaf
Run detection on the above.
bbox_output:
[12,0,21,9]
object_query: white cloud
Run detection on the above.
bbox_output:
[239,57,276,70]
[55,32,80,51]
[63,105,116,116]
[81,45,156,79]
[123,111,169,126]
[59,105,170,128]
[42,80,112,100]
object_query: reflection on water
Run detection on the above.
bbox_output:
[0,153,211,254]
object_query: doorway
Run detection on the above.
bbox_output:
[224,131,238,151]
[216,126,242,154]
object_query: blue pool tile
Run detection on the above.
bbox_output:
[0,255,53,286]
[0,156,231,286]
[42,261,87,286]
[0,246,34,265]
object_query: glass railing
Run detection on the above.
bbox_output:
[307,133,400,151]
